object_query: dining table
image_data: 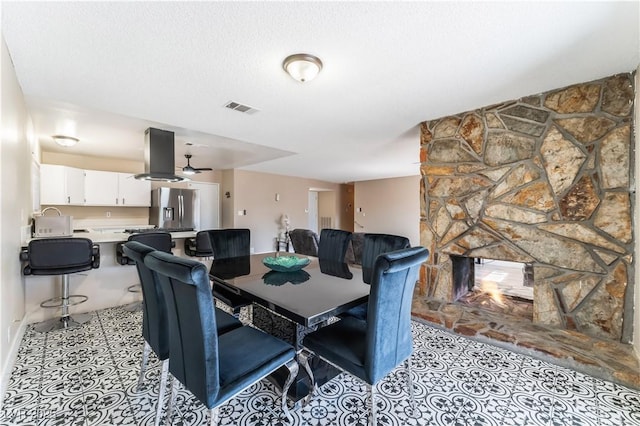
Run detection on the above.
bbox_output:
[209,252,370,404]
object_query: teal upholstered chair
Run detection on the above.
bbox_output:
[343,233,411,320]
[144,250,298,425]
[318,229,352,262]
[123,241,242,426]
[303,246,429,425]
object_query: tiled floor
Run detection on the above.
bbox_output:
[2,307,640,425]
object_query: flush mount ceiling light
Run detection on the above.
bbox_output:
[283,53,323,82]
[52,135,79,147]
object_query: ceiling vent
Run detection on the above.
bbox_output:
[224,101,259,114]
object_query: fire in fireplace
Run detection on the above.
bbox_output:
[451,256,534,320]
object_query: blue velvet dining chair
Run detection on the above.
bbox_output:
[318,229,352,262]
[143,250,299,425]
[342,233,411,320]
[289,228,320,256]
[123,241,242,426]
[207,228,253,318]
[117,232,173,312]
[302,246,429,425]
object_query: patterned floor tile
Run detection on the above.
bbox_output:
[2,307,640,425]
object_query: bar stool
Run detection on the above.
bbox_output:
[20,237,100,333]
[116,232,173,311]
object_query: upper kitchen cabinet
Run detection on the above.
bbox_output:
[84,169,119,205]
[40,164,85,205]
[84,170,151,206]
[117,173,150,206]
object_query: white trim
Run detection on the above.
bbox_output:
[0,314,28,411]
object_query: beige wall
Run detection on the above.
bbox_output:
[220,169,235,228]
[340,184,355,232]
[318,191,336,228]
[42,151,144,173]
[229,170,341,253]
[354,175,421,246]
[1,35,34,396]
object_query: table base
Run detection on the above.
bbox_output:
[252,305,341,404]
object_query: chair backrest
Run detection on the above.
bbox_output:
[318,229,352,262]
[345,232,365,265]
[22,238,99,275]
[129,232,173,253]
[365,246,429,384]
[318,259,353,279]
[122,241,169,360]
[191,230,215,257]
[117,232,172,264]
[144,251,220,408]
[208,229,250,259]
[289,229,320,257]
[361,233,411,284]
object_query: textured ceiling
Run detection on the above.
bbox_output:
[2,2,638,183]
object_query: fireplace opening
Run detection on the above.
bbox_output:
[451,256,534,320]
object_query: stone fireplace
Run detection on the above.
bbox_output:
[418,73,635,343]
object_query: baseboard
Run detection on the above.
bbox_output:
[0,314,28,411]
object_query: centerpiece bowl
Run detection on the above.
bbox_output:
[262,255,310,272]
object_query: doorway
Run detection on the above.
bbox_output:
[187,181,220,230]
[308,191,318,233]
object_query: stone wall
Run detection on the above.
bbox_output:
[419,73,635,342]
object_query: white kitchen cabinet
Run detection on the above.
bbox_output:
[40,164,85,205]
[117,173,150,206]
[84,170,119,205]
[83,171,151,206]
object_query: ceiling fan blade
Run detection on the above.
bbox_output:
[181,154,211,173]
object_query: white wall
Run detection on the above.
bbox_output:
[634,66,640,358]
[354,175,421,246]
[1,35,34,400]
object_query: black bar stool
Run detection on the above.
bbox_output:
[116,232,173,311]
[21,237,100,332]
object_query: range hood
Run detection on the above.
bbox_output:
[134,127,188,182]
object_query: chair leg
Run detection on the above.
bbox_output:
[136,342,152,392]
[155,360,169,426]
[367,383,376,426]
[297,349,316,407]
[281,359,299,424]
[404,358,417,414]
[165,376,178,426]
[209,407,219,426]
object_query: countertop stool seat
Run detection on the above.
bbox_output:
[21,237,100,333]
[116,232,173,312]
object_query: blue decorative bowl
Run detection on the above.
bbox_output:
[262,256,310,272]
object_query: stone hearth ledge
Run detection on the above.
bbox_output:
[412,292,640,390]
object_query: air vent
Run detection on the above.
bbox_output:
[224,101,259,114]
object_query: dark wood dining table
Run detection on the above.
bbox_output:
[209,252,370,403]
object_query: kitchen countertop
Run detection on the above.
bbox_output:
[25,229,196,244]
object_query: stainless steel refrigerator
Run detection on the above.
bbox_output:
[150,187,200,230]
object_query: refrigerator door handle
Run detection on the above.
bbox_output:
[178,194,183,225]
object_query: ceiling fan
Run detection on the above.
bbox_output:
[180,154,212,175]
